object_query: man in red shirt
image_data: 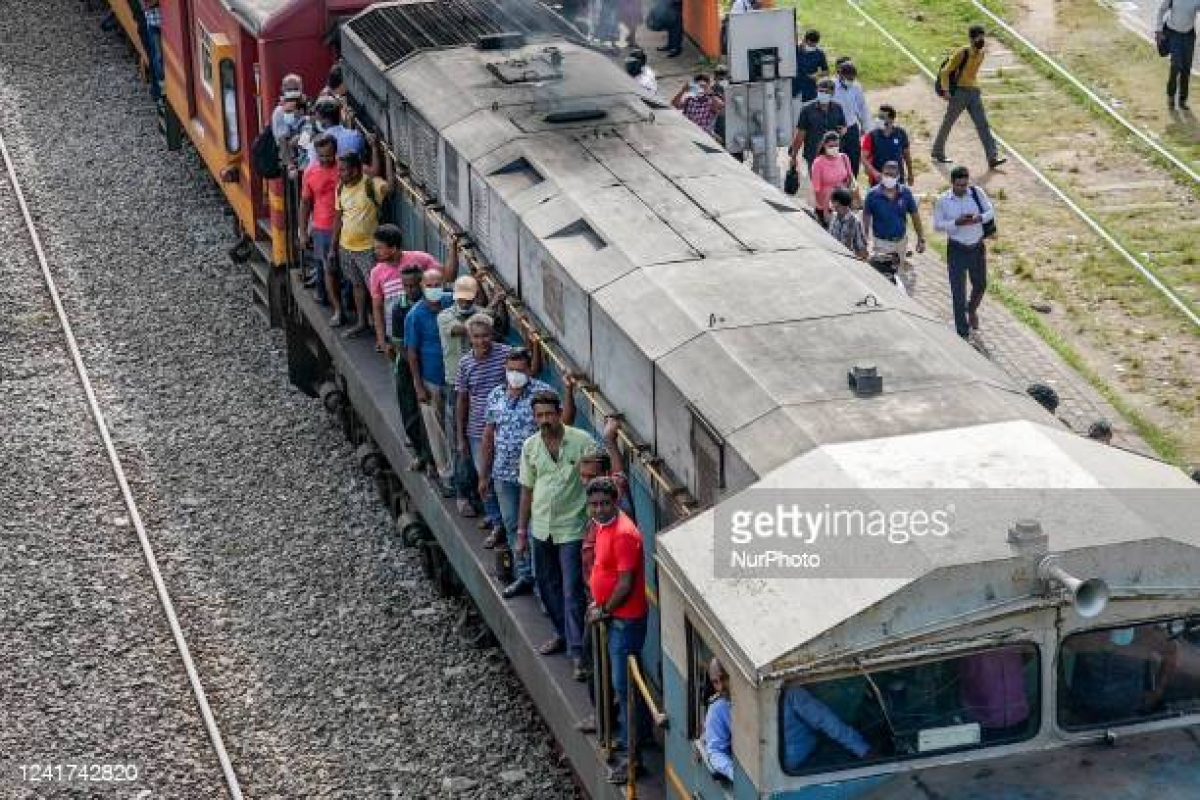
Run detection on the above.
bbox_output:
[298,135,339,306]
[585,476,650,784]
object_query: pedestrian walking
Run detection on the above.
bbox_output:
[809,131,856,226]
[832,61,870,176]
[1157,0,1198,110]
[933,166,995,339]
[827,187,868,259]
[862,105,914,187]
[788,78,847,171]
[861,161,926,295]
[931,25,1007,169]
[793,30,829,107]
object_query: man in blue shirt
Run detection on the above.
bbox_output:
[861,160,926,296]
[781,686,872,773]
[793,29,829,106]
[479,348,562,595]
[405,269,453,472]
[703,659,735,783]
[863,105,914,187]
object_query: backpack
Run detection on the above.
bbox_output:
[250,127,283,179]
[338,177,386,224]
[935,46,971,98]
[969,186,997,238]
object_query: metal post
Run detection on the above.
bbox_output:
[626,654,637,799]
[760,78,779,188]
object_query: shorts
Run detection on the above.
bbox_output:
[338,247,373,288]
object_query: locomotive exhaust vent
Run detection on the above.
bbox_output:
[848,365,883,397]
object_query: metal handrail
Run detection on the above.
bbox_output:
[626,655,669,798]
[362,128,699,517]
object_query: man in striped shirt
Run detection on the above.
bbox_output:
[456,314,510,532]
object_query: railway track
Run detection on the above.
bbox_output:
[0,120,244,800]
[846,0,1199,330]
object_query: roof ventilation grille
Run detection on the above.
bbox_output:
[847,365,883,397]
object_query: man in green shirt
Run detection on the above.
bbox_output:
[517,390,591,678]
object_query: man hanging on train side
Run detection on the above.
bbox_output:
[329,140,391,335]
[585,476,651,784]
[517,392,591,678]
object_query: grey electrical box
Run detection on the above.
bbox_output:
[727,8,798,84]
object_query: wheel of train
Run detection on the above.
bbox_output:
[396,512,430,548]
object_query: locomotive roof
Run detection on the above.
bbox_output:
[656,420,1200,682]
[224,0,365,36]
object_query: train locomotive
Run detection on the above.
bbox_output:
[103,1,1200,798]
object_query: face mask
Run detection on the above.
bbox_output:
[817,92,832,103]
[881,176,899,189]
[282,112,297,125]
[456,302,476,317]
[973,38,985,50]
[506,370,529,390]
[825,146,840,155]
[423,287,442,303]
[1109,628,1136,646]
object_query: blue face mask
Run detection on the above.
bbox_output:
[817,92,832,103]
[423,287,442,303]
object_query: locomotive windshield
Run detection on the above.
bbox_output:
[1058,616,1200,730]
[778,645,1039,775]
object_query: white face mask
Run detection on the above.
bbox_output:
[282,112,297,125]
[817,92,832,103]
[423,287,442,303]
[881,176,899,189]
[506,370,529,390]
[825,145,840,156]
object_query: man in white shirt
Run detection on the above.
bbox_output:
[933,165,995,339]
[1157,0,1198,109]
[832,60,870,176]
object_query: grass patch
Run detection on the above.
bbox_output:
[991,281,1186,464]
[773,0,921,86]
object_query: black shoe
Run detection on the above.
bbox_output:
[502,578,533,599]
[573,659,591,682]
[1168,97,1177,111]
[1180,101,1191,111]
[931,154,953,164]
[988,156,1008,169]
[656,44,672,51]
[666,49,682,57]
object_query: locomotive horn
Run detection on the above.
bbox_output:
[1038,555,1109,618]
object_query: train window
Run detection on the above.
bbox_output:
[443,144,460,208]
[219,59,240,154]
[685,620,716,738]
[198,26,215,94]
[689,408,723,508]
[778,644,1039,776]
[1058,616,1200,731]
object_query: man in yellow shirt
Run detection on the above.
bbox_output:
[931,25,1006,170]
[330,143,390,335]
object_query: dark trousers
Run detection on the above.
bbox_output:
[840,123,862,177]
[932,87,998,162]
[947,239,988,339]
[609,616,652,752]
[532,537,586,658]
[1166,27,1195,104]
[666,0,683,51]
[393,354,429,461]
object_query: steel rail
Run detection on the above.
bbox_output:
[0,130,245,799]
[844,0,1200,329]
[971,0,1199,185]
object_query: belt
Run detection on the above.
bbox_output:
[948,238,984,248]
[876,236,905,243]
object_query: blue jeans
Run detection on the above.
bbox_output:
[494,479,532,581]
[469,436,502,527]
[532,537,586,658]
[609,616,652,751]
[311,228,333,305]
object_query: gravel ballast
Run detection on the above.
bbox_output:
[0,2,576,797]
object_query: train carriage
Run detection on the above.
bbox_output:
[99,0,1200,797]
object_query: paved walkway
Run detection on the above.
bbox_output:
[611,22,1155,457]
